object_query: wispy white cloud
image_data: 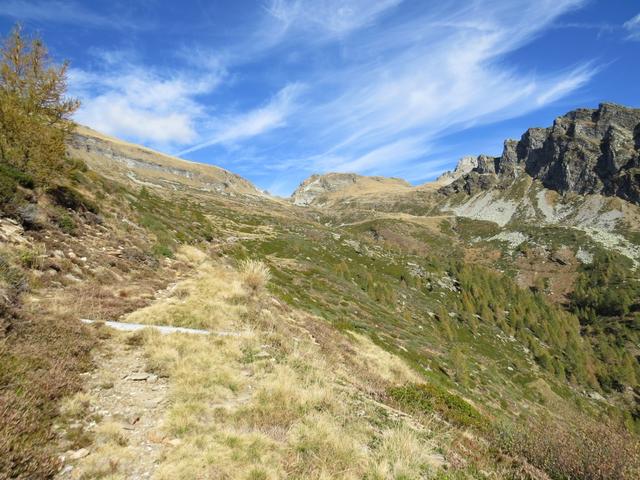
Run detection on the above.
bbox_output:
[178,83,304,155]
[274,0,596,177]
[62,0,600,193]
[624,13,640,40]
[0,0,139,29]
[264,0,402,39]
[535,64,596,105]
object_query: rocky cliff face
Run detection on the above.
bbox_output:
[442,103,640,204]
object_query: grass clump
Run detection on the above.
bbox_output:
[56,212,76,234]
[388,383,487,431]
[239,259,271,294]
[95,421,128,447]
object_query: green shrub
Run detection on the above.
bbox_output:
[152,243,173,258]
[0,163,35,207]
[56,213,76,234]
[388,383,487,430]
[0,163,35,189]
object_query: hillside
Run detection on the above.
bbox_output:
[2,104,640,480]
[291,172,413,206]
[70,126,265,198]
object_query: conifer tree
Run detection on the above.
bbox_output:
[0,25,79,182]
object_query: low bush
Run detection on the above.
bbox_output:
[494,414,640,480]
[56,212,76,234]
[388,383,487,430]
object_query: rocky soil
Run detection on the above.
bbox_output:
[56,333,171,480]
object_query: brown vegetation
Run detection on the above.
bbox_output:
[495,413,640,480]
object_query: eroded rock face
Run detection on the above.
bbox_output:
[442,103,640,204]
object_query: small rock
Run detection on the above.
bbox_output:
[129,373,150,381]
[426,453,446,469]
[168,438,182,447]
[64,273,82,283]
[147,374,158,383]
[588,391,605,401]
[69,448,90,460]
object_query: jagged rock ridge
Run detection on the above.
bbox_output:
[443,103,640,204]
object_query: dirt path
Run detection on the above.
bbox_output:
[56,333,171,479]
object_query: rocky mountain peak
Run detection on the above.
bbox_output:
[436,155,479,185]
[442,103,640,203]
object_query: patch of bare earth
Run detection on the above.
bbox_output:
[56,333,171,480]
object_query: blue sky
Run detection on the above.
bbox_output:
[1,1,638,196]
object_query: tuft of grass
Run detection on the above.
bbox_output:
[56,212,77,234]
[95,421,128,447]
[239,259,271,294]
[60,392,91,419]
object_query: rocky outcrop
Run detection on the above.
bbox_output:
[436,156,479,185]
[442,103,640,204]
[291,173,411,206]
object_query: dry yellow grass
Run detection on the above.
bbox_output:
[59,392,91,419]
[123,260,445,479]
[239,258,271,294]
[94,421,128,447]
[125,262,247,330]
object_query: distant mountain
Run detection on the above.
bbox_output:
[291,172,412,206]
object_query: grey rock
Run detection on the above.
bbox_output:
[69,448,90,460]
[441,103,640,204]
[436,155,479,185]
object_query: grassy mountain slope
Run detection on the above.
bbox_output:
[1,116,639,479]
